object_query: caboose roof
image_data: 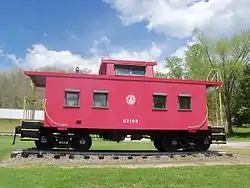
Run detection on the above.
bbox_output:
[100,59,158,66]
[24,70,223,88]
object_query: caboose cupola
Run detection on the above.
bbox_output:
[98,59,157,77]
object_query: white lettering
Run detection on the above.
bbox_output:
[122,118,139,124]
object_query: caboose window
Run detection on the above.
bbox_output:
[64,89,80,107]
[93,90,108,108]
[115,65,145,76]
[115,65,131,75]
[178,94,192,110]
[153,93,167,110]
[131,66,146,76]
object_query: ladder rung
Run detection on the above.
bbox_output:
[212,141,227,144]
[212,133,225,136]
[21,138,39,141]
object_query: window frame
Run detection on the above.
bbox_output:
[93,90,109,109]
[114,64,146,76]
[64,88,80,108]
[178,94,192,111]
[152,92,167,111]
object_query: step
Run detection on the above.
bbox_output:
[212,133,226,136]
[20,137,39,141]
[210,126,225,133]
[212,141,227,144]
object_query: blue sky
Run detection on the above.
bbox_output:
[0,0,248,72]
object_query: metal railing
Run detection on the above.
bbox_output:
[22,78,40,121]
[206,69,224,127]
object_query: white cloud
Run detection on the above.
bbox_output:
[2,44,101,73]
[109,42,162,60]
[2,36,165,73]
[107,42,167,73]
[104,0,250,38]
[90,36,111,54]
[172,36,199,58]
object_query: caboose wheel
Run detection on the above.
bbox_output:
[153,138,164,152]
[195,136,211,151]
[70,134,92,151]
[161,137,178,152]
[35,134,55,150]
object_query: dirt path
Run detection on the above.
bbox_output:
[211,141,250,149]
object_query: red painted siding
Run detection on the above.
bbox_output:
[44,76,208,131]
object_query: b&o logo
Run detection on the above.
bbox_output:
[126,95,136,105]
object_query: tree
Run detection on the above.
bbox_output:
[165,56,187,79]
[208,31,250,135]
[0,65,92,110]
[163,30,250,136]
[233,64,250,126]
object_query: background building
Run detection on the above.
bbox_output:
[0,108,43,133]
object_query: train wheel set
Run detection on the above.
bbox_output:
[32,132,93,151]
[22,129,212,153]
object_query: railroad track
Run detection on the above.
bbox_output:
[10,148,234,160]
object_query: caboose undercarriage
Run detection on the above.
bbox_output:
[13,120,226,152]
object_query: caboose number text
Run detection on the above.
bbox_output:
[123,118,139,124]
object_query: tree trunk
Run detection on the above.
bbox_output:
[222,86,234,137]
[224,102,234,136]
[226,114,234,136]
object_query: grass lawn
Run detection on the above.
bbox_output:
[227,127,250,141]
[1,137,250,188]
[1,165,250,188]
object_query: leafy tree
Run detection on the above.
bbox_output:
[154,71,168,78]
[233,65,250,126]
[163,30,250,136]
[165,56,187,79]
[209,31,250,135]
[0,65,92,110]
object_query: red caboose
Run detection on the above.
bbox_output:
[13,59,226,152]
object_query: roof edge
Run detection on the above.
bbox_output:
[23,70,223,87]
[101,58,157,66]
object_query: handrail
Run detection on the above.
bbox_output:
[22,97,37,120]
[206,68,224,127]
[22,78,37,121]
[206,68,222,82]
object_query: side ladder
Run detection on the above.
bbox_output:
[207,69,226,144]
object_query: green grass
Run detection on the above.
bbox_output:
[1,137,250,188]
[1,165,250,188]
[227,127,250,141]
[0,136,33,160]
